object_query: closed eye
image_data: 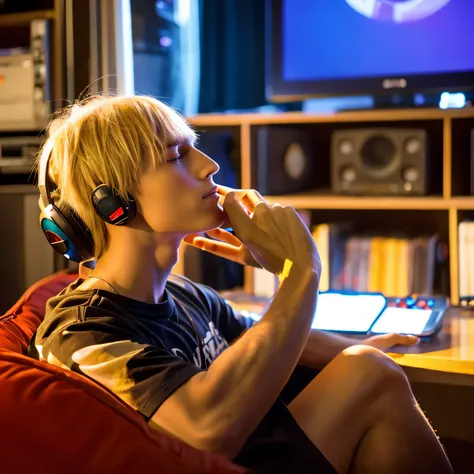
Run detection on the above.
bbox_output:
[168,155,185,164]
[167,143,192,164]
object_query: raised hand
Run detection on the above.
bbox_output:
[183,227,261,268]
[213,186,321,276]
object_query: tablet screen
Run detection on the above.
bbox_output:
[312,293,386,333]
[370,307,432,335]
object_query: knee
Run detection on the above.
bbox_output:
[337,345,408,392]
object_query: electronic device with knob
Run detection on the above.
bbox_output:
[331,128,428,195]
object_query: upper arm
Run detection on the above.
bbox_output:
[150,370,217,450]
[39,316,204,419]
[43,317,229,452]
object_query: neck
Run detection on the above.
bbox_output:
[83,231,182,304]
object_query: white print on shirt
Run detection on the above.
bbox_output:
[171,321,228,368]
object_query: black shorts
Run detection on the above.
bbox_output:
[234,399,336,474]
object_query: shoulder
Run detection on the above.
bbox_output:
[167,274,227,313]
[39,281,95,334]
[36,280,134,349]
[43,279,127,323]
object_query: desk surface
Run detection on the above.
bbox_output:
[388,309,474,376]
[222,293,474,377]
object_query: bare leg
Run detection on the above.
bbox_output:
[288,345,453,474]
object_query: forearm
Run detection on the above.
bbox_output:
[298,329,361,370]
[200,265,319,455]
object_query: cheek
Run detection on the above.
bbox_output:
[138,170,200,230]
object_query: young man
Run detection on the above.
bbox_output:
[30,95,453,474]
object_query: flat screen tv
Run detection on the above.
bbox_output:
[267,0,474,104]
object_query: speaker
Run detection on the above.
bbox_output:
[255,127,315,195]
[331,128,428,195]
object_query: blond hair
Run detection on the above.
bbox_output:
[37,95,196,259]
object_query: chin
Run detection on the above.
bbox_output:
[189,208,226,234]
[204,213,226,232]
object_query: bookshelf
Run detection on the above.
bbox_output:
[187,107,474,305]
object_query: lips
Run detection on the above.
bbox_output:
[203,187,218,199]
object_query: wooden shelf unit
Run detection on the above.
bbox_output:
[188,108,474,304]
[0,9,56,27]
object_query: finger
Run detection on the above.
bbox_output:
[206,228,243,247]
[217,185,263,203]
[240,190,265,214]
[217,186,236,210]
[184,235,242,259]
[392,334,420,346]
[223,193,260,237]
[192,232,279,272]
[376,333,420,348]
[219,188,265,215]
[252,200,280,236]
[183,233,205,244]
[217,185,234,196]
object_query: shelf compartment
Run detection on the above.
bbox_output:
[451,118,474,197]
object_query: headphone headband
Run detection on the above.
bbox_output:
[38,141,55,211]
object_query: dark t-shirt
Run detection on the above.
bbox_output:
[28,274,251,419]
[28,274,336,473]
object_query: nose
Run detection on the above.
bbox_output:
[197,150,220,180]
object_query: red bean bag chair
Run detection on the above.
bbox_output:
[0,270,250,474]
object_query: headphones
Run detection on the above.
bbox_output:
[38,143,137,262]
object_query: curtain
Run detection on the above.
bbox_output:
[198,0,267,113]
[131,0,201,115]
[177,0,201,115]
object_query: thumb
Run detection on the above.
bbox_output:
[183,233,205,246]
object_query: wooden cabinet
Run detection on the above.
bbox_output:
[0,185,55,313]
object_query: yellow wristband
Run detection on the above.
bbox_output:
[278,258,293,283]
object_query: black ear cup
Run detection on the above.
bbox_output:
[91,184,137,226]
[39,203,94,262]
